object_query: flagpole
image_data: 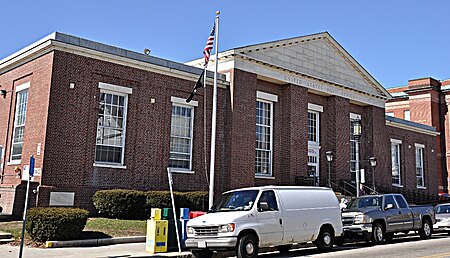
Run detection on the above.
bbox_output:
[208,11,220,209]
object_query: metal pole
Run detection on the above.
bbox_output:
[208,11,220,209]
[372,166,376,192]
[355,140,360,197]
[328,161,331,188]
[19,175,31,258]
[167,168,181,253]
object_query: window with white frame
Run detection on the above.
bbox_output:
[169,97,197,171]
[385,112,394,117]
[350,113,361,182]
[391,139,402,186]
[404,110,411,121]
[416,144,425,188]
[256,91,277,176]
[95,83,131,165]
[11,85,29,162]
[308,111,319,143]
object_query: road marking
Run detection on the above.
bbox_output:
[420,252,450,258]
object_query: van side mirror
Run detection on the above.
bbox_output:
[385,203,394,210]
[258,202,270,212]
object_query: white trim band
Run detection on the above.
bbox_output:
[257,91,278,102]
[350,113,361,120]
[308,103,323,112]
[171,96,198,107]
[415,143,425,148]
[15,82,30,92]
[98,82,133,94]
[391,139,402,144]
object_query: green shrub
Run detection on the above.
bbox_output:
[92,189,146,219]
[26,207,89,242]
[93,189,209,219]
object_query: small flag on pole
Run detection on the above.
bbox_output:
[186,70,204,103]
[186,23,216,103]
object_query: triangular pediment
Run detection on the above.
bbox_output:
[233,32,389,98]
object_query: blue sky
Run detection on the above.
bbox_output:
[1,0,449,88]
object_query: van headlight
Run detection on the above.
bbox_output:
[218,223,235,233]
[354,214,371,224]
[187,226,194,234]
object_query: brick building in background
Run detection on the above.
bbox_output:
[386,77,450,193]
[0,32,439,216]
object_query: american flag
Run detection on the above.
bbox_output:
[203,24,215,68]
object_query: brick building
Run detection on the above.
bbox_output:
[0,32,439,216]
[386,77,450,193]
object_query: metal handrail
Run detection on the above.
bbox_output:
[331,181,355,197]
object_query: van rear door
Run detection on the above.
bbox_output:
[256,190,283,245]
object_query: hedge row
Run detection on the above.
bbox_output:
[26,207,89,242]
[92,190,208,219]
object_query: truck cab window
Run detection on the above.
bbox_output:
[384,195,397,209]
[258,190,278,211]
[394,195,408,208]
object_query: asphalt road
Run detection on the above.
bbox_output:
[258,233,450,258]
[1,233,450,258]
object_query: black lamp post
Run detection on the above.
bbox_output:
[325,151,333,188]
[353,120,362,197]
[369,157,377,193]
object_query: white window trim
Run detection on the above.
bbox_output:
[415,145,425,188]
[171,96,198,107]
[415,143,425,148]
[255,175,275,180]
[257,91,278,102]
[98,82,132,94]
[93,163,127,169]
[308,103,323,112]
[10,86,29,163]
[386,112,394,117]
[308,110,320,145]
[94,88,129,166]
[350,113,361,120]
[255,98,274,177]
[391,139,402,144]
[391,140,402,187]
[169,100,195,171]
[15,82,30,92]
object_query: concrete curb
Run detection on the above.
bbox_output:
[45,236,146,248]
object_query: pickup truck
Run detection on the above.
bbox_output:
[341,193,435,244]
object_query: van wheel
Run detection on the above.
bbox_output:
[237,234,258,258]
[419,219,432,239]
[371,223,384,244]
[191,250,213,258]
[275,244,292,254]
[314,227,334,251]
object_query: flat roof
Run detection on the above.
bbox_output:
[0,32,225,81]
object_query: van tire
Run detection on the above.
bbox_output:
[419,219,432,239]
[191,250,213,258]
[237,234,258,258]
[275,244,292,254]
[314,227,334,251]
[371,223,384,244]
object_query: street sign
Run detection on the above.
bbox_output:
[29,155,35,177]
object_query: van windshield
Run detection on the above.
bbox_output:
[210,190,258,212]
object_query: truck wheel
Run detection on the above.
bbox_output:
[237,234,258,258]
[371,223,385,244]
[419,219,432,239]
[314,227,334,251]
[191,250,213,258]
[275,244,292,254]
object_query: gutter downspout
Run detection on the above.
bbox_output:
[438,90,448,192]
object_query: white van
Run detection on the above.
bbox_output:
[185,186,343,258]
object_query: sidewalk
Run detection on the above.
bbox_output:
[0,242,193,258]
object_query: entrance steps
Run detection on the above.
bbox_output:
[0,232,14,244]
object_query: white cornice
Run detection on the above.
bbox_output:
[386,120,439,136]
[0,36,229,89]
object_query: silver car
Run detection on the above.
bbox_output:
[434,204,450,234]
